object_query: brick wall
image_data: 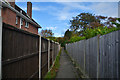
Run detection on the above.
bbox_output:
[2,7,16,27]
[2,7,38,34]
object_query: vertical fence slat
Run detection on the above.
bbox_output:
[39,35,41,79]
[48,40,50,70]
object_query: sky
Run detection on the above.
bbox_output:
[16,2,118,37]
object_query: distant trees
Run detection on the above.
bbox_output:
[40,13,118,47]
[70,13,100,31]
[70,13,117,35]
[40,29,54,38]
[64,29,73,40]
[59,13,118,46]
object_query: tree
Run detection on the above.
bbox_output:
[112,18,120,28]
[40,29,54,38]
[70,13,101,31]
[64,29,73,40]
[70,13,117,32]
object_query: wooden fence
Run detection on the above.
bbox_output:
[2,23,60,79]
[66,30,120,78]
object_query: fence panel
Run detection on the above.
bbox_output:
[89,37,97,78]
[2,23,39,78]
[50,41,53,67]
[66,30,120,78]
[41,38,48,77]
[115,31,119,78]
[77,40,84,71]
[2,23,61,79]
[99,35,105,78]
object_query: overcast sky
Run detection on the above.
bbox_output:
[16,2,118,37]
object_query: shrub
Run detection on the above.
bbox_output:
[83,26,119,39]
[69,36,86,43]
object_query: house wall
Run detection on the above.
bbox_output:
[2,7,38,34]
[2,7,16,27]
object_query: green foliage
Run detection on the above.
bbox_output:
[64,29,73,40]
[60,41,66,47]
[40,29,54,38]
[63,26,119,44]
[70,13,101,31]
[112,18,120,28]
[70,13,117,32]
[44,49,62,79]
[69,36,86,43]
[51,15,119,47]
[83,27,119,39]
[46,37,57,42]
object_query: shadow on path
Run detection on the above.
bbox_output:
[56,48,79,78]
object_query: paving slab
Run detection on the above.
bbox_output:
[56,49,79,78]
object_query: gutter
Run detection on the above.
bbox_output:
[1,1,41,28]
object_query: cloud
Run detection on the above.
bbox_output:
[32,7,41,11]
[46,27,57,30]
[55,2,118,21]
[20,7,42,11]
[52,4,79,20]
[89,2,118,17]
[54,33,64,37]
[20,2,117,21]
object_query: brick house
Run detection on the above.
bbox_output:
[1,0,41,34]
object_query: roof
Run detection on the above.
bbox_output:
[15,5,41,28]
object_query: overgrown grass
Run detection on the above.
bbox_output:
[44,49,62,79]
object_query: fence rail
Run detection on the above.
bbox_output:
[2,23,61,79]
[66,30,120,78]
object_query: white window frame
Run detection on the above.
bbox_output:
[20,18,23,29]
[25,21,29,28]
[16,16,18,25]
[20,10,22,13]
[21,18,23,26]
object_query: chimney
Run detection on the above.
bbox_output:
[9,0,15,8]
[27,2,32,18]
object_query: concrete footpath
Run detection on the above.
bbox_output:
[56,48,79,78]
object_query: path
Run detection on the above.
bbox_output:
[56,48,79,78]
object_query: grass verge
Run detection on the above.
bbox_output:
[44,48,62,79]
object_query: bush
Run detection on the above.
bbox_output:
[69,36,86,43]
[83,26,119,39]
[65,26,120,44]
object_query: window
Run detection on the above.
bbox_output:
[25,22,29,28]
[21,18,23,26]
[16,16,18,25]
[20,18,23,29]
[20,10,22,13]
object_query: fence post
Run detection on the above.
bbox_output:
[52,41,54,63]
[48,40,50,70]
[0,1,2,79]
[39,35,41,79]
